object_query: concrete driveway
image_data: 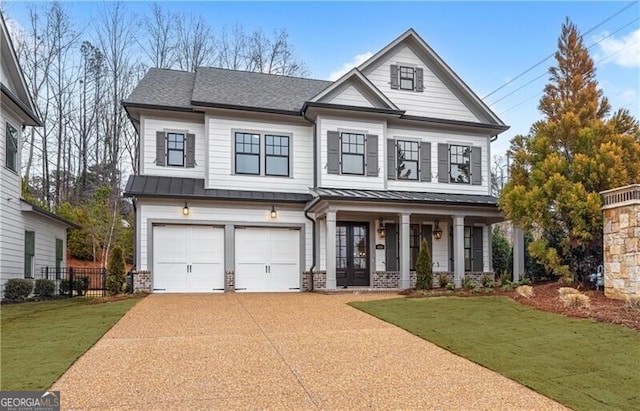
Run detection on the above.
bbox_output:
[53,293,565,410]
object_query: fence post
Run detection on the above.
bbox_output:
[69,267,74,298]
[102,268,107,297]
[45,266,49,280]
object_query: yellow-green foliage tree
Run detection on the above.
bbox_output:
[500,19,640,281]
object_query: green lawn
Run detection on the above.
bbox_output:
[351,297,640,411]
[1,297,142,390]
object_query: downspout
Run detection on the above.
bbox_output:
[302,107,317,290]
[489,134,498,142]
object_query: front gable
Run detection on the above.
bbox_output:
[359,29,504,127]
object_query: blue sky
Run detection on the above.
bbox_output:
[4,1,640,159]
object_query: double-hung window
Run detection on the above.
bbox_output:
[265,135,289,176]
[449,145,471,184]
[341,132,365,175]
[235,132,260,175]
[397,140,419,180]
[399,66,415,90]
[166,133,185,166]
[5,122,18,172]
[25,231,35,279]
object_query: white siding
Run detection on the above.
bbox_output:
[387,126,490,195]
[0,106,25,280]
[326,85,375,108]
[137,200,312,273]
[24,214,67,274]
[318,116,385,190]
[207,115,313,193]
[141,114,206,179]
[363,45,480,122]
[430,221,449,272]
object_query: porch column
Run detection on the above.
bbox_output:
[513,226,525,282]
[325,210,337,289]
[399,213,411,289]
[485,224,492,272]
[453,215,465,288]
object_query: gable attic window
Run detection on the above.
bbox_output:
[390,64,424,92]
[5,122,18,172]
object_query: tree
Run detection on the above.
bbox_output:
[106,245,126,295]
[500,19,640,282]
[415,239,433,290]
[491,226,512,278]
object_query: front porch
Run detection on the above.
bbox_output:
[305,188,505,290]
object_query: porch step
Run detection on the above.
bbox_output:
[314,287,401,294]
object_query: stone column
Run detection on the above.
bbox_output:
[513,226,525,282]
[399,213,411,289]
[453,215,465,288]
[325,210,337,289]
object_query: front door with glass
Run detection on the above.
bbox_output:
[336,222,370,287]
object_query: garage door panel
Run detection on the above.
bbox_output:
[190,226,224,264]
[235,227,300,292]
[155,226,188,263]
[154,262,188,292]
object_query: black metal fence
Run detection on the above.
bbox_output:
[39,266,107,297]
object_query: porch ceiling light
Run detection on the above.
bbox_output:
[270,205,278,219]
[433,220,443,240]
[182,202,190,216]
[377,217,386,237]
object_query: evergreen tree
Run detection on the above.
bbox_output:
[106,246,126,295]
[415,239,433,289]
[500,19,640,281]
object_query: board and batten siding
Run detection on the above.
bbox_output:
[318,116,385,190]
[136,201,312,272]
[207,115,313,193]
[386,126,490,195]
[0,106,25,280]
[325,85,376,108]
[363,45,480,122]
[141,114,206,179]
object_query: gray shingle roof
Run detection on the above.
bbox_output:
[124,175,311,203]
[123,67,331,113]
[192,67,331,113]
[123,69,195,109]
[311,187,498,206]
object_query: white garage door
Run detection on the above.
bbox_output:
[153,225,225,292]
[235,227,300,292]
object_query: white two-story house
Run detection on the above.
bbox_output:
[123,29,509,293]
[1,13,77,295]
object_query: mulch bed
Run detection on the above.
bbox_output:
[403,282,640,331]
[512,282,640,331]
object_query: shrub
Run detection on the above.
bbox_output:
[34,279,55,298]
[518,276,532,286]
[462,276,475,290]
[415,239,433,290]
[516,285,534,298]
[106,246,126,296]
[4,279,34,300]
[492,226,512,277]
[438,273,448,288]
[499,271,511,286]
[74,276,90,296]
[60,279,70,295]
[558,287,580,297]
[501,281,515,292]
[445,282,455,291]
[480,274,495,288]
[560,292,590,308]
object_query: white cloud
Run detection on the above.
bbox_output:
[595,28,640,68]
[327,52,374,81]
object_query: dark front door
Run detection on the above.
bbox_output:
[336,222,370,287]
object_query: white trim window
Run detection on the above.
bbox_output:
[5,122,18,172]
[341,132,366,175]
[397,140,419,180]
[449,145,471,184]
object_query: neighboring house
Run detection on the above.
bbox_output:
[123,28,509,293]
[0,14,78,295]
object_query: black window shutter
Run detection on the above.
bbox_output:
[156,131,166,166]
[185,133,196,168]
[327,131,340,174]
[390,65,399,89]
[471,146,482,185]
[366,134,378,177]
[387,139,396,180]
[437,143,449,183]
[385,223,399,271]
[420,142,431,182]
[415,67,424,92]
[472,227,484,272]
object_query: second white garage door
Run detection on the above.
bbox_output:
[235,227,300,292]
[153,225,225,292]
